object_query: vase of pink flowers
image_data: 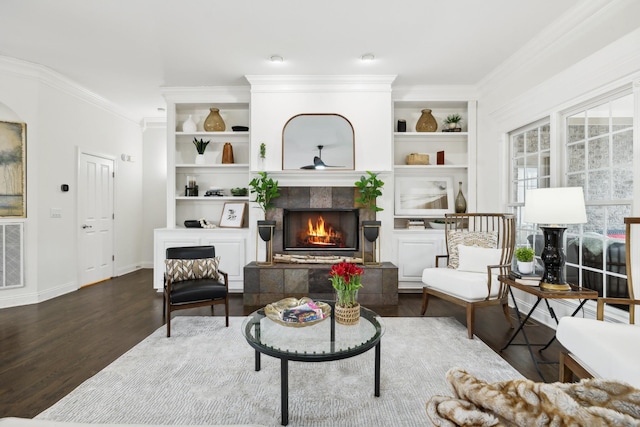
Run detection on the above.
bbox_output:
[329,262,364,325]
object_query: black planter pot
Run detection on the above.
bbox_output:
[257,220,276,242]
[362,220,381,242]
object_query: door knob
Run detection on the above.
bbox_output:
[81,224,93,229]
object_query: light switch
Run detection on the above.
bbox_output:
[50,208,62,218]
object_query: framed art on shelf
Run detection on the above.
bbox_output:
[395,176,454,216]
[219,202,246,228]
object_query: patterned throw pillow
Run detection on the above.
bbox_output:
[447,231,498,269]
[165,257,220,282]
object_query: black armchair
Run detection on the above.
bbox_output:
[163,246,229,337]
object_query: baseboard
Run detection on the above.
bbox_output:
[0,280,77,309]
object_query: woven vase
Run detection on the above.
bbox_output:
[334,303,360,325]
[416,109,437,132]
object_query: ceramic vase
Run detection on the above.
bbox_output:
[416,109,437,132]
[222,143,234,164]
[204,108,226,132]
[195,154,205,165]
[455,181,467,213]
[182,115,197,132]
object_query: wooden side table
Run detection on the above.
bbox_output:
[498,275,598,381]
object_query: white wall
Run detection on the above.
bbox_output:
[0,57,145,308]
[141,120,167,267]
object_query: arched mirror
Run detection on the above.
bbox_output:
[282,114,355,170]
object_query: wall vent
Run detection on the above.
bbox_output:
[0,223,23,289]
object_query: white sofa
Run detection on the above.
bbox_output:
[0,420,264,427]
[556,316,640,388]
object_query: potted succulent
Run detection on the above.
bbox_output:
[192,138,210,164]
[248,171,280,241]
[515,246,535,275]
[355,171,384,242]
[443,114,462,130]
[258,142,266,170]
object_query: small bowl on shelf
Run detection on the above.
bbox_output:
[428,221,446,229]
[230,187,248,196]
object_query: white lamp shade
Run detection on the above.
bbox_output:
[524,187,587,225]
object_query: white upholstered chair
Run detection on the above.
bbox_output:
[421,213,516,339]
[557,217,640,386]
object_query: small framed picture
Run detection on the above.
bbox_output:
[395,176,455,216]
[219,202,246,228]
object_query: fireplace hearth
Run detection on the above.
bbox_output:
[283,208,358,251]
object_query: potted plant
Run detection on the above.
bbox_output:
[248,171,280,241]
[355,171,384,242]
[192,138,210,164]
[329,261,364,325]
[443,114,462,130]
[258,142,266,170]
[515,246,535,275]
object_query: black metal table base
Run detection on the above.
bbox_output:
[254,344,381,426]
[501,287,590,381]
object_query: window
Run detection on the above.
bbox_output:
[507,119,551,254]
[563,92,633,301]
[507,89,635,314]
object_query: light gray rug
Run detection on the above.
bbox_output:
[37,316,523,426]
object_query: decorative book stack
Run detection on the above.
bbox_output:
[407,219,425,229]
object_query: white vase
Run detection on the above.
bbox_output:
[517,261,534,275]
[182,115,197,133]
[195,154,205,165]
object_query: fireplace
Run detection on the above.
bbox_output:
[283,208,359,251]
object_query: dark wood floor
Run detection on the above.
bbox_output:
[0,269,566,418]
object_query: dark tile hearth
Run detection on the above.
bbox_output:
[243,261,399,306]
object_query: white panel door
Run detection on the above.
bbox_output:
[78,153,114,286]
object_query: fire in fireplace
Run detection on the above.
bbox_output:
[283,209,359,251]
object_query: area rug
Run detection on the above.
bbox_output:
[37,316,523,426]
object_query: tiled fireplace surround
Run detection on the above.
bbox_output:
[243,186,399,306]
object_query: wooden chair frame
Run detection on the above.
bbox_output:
[560,217,640,381]
[162,246,229,337]
[421,213,516,339]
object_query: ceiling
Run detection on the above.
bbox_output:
[0,0,585,122]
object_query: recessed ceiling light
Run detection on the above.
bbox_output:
[270,55,284,63]
[361,53,375,61]
[157,107,166,112]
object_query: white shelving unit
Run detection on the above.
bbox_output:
[391,99,477,289]
[392,100,477,230]
[154,88,252,291]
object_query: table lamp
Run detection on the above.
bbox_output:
[523,187,587,291]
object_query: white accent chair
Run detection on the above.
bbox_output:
[421,213,516,339]
[557,217,640,386]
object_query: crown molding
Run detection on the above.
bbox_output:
[0,55,138,125]
[160,86,250,103]
[245,75,397,93]
[478,0,618,91]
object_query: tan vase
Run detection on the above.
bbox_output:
[222,143,234,164]
[334,303,360,325]
[416,109,437,132]
[204,108,226,132]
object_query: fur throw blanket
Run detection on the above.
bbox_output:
[426,368,640,426]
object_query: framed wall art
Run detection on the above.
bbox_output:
[0,121,26,218]
[395,176,454,216]
[219,202,246,228]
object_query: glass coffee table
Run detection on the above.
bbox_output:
[241,301,385,426]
